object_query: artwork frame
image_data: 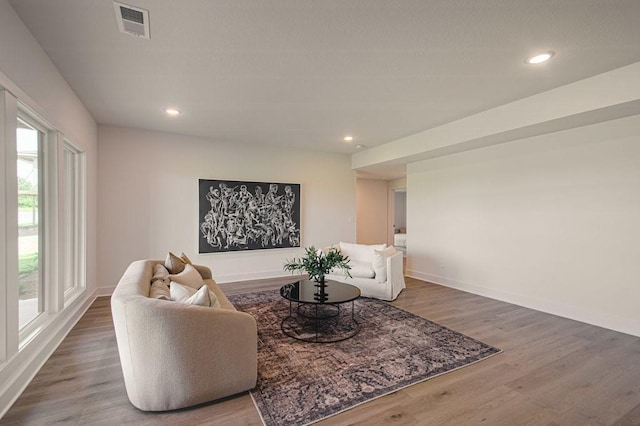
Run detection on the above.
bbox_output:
[199,179,301,253]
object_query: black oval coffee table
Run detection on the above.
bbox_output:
[280,279,360,343]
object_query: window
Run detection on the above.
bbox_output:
[17,117,45,330]
[1,86,87,372]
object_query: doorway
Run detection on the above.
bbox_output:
[390,188,407,255]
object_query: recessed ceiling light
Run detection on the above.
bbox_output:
[164,107,181,116]
[355,144,366,149]
[343,136,354,142]
[526,52,554,64]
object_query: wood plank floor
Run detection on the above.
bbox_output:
[2,277,640,425]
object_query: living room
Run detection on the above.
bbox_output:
[1,0,640,424]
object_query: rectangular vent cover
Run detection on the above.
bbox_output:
[113,1,150,39]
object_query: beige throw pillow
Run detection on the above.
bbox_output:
[180,252,193,265]
[168,264,204,289]
[151,264,170,283]
[149,280,170,300]
[165,252,188,274]
[373,246,397,283]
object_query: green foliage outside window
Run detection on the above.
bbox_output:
[19,253,39,276]
[18,177,38,209]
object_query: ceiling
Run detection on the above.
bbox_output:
[9,0,640,161]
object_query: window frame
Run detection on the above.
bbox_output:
[61,139,86,305]
[16,109,50,343]
[0,79,89,403]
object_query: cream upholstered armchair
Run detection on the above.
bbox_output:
[111,260,257,411]
[325,242,406,301]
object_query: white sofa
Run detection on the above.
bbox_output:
[325,242,406,301]
[111,259,257,411]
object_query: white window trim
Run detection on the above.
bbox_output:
[0,74,91,420]
[62,139,86,306]
[16,108,52,344]
[0,89,18,363]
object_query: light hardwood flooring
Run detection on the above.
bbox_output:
[2,277,640,425]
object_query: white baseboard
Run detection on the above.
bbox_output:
[0,291,97,419]
[95,285,115,297]
[215,269,296,284]
[406,269,640,338]
[93,271,297,297]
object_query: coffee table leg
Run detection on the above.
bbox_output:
[281,300,359,343]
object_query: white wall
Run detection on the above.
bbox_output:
[407,114,640,337]
[356,178,388,245]
[98,126,356,290]
[0,0,98,417]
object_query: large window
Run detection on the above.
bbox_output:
[1,81,88,406]
[2,99,87,346]
[17,117,44,330]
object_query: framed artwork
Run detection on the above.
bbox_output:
[199,179,301,253]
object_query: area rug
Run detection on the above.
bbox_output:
[229,290,501,426]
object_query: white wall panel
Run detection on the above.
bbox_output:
[407,114,640,336]
[97,126,356,289]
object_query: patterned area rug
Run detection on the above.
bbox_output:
[229,290,501,426]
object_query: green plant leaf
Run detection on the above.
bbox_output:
[283,246,352,282]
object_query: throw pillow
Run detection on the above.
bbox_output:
[170,282,221,308]
[373,246,397,283]
[151,264,170,283]
[168,264,204,289]
[170,282,210,306]
[149,280,170,300]
[180,252,193,265]
[165,252,187,274]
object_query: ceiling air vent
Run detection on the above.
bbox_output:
[113,1,150,39]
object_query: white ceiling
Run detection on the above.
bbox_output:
[9,0,640,160]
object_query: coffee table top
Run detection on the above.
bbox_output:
[280,280,360,304]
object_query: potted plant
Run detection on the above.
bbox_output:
[284,246,352,285]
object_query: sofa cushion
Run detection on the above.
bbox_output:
[150,280,171,300]
[373,246,397,283]
[170,282,222,308]
[321,244,341,255]
[168,264,204,289]
[339,242,386,264]
[165,252,192,274]
[151,264,170,283]
[347,260,375,279]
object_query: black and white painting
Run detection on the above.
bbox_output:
[199,179,301,253]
